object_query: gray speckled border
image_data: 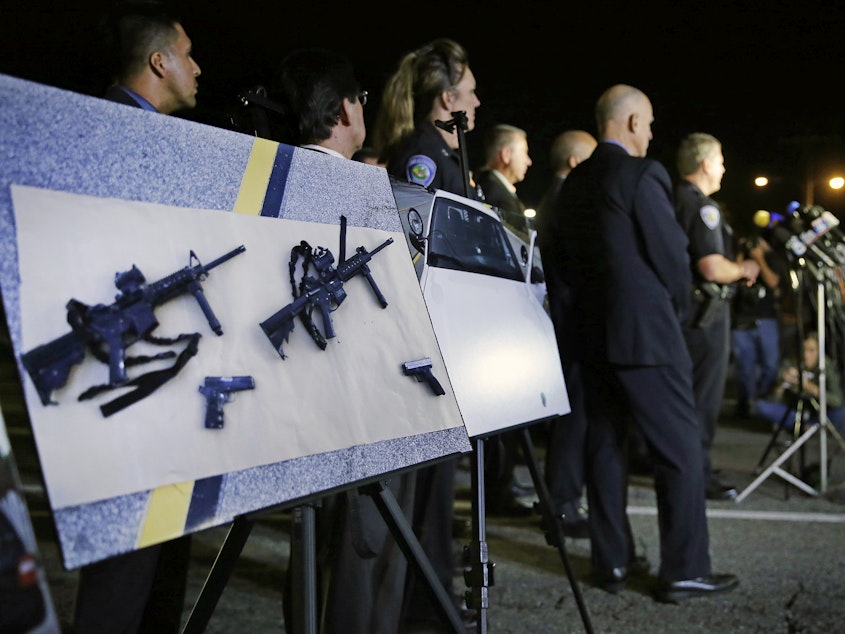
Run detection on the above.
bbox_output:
[0,74,469,569]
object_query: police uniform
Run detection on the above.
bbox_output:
[675,179,735,497]
[387,122,483,200]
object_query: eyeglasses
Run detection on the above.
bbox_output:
[357,90,368,107]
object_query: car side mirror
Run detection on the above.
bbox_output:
[408,208,426,254]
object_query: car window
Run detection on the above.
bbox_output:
[427,198,523,281]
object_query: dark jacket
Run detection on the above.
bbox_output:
[544,141,692,366]
[386,123,482,199]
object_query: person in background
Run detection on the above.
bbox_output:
[536,129,597,539]
[675,133,759,501]
[538,130,597,213]
[271,47,412,634]
[372,37,483,200]
[754,331,845,432]
[545,84,738,602]
[730,234,785,419]
[74,3,200,631]
[474,123,533,235]
[469,122,538,518]
[100,0,200,114]
[271,48,366,159]
[371,37,481,629]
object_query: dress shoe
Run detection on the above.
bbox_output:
[706,478,738,501]
[593,554,650,594]
[509,482,537,500]
[485,496,534,518]
[539,514,589,543]
[654,573,739,603]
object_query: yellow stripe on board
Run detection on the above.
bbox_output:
[136,481,194,547]
[233,136,279,215]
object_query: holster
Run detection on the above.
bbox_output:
[691,282,731,329]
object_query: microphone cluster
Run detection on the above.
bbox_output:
[753,202,845,267]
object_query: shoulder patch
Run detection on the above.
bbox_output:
[700,204,720,230]
[406,154,437,187]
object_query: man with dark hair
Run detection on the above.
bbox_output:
[72,4,201,632]
[99,0,201,114]
[270,48,409,634]
[271,48,366,158]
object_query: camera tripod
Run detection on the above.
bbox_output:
[736,261,845,502]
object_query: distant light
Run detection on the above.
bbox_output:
[754,176,769,187]
[829,177,845,190]
[524,208,536,219]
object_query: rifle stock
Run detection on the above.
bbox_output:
[20,244,245,407]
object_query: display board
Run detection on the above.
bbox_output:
[0,74,470,569]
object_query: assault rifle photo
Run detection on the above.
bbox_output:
[21,244,246,409]
[260,216,392,358]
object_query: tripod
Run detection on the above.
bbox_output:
[737,261,845,502]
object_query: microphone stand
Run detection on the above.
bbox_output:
[434,111,470,198]
[737,257,845,501]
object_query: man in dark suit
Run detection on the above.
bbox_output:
[536,129,596,539]
[542,84,738,603]
[475,124,533,236]
[73,4,200,632]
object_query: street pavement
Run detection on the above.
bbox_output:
[30,397,845,633]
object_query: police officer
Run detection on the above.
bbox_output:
[371,37,482,628]
[675,133,760,500]
[372,37,483,200]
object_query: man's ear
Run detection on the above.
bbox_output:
[338,97,354,126]
[628,111,639,134]
[500,145,513,165]
[149,50,166,78]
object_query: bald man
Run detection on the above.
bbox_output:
[542,84,738,603]
[538,129,597,212]
[536,129,597,539]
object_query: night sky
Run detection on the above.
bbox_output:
[2,1,845,237]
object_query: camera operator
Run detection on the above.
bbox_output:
[730,234,786,419]
[675,133,759,501]
[755,331,845,433]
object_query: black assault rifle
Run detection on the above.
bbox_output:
[260,216,392,358]
[21,245,246,407]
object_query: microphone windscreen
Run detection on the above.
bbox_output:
[753,210,771,227]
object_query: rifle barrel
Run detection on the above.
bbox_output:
[203,245,246,272]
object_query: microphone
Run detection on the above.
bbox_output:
[755,209,836,267]
[753,209,783,228]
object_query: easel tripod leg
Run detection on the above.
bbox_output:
[363,479,467,634]
[466,437,491,633]
[181,515,256,634]
[519,428,594,634]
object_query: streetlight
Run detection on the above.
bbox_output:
[754,172,845,206]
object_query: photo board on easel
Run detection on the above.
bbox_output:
[0,74,470,570]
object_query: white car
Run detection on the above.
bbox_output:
[391,180,569,438]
